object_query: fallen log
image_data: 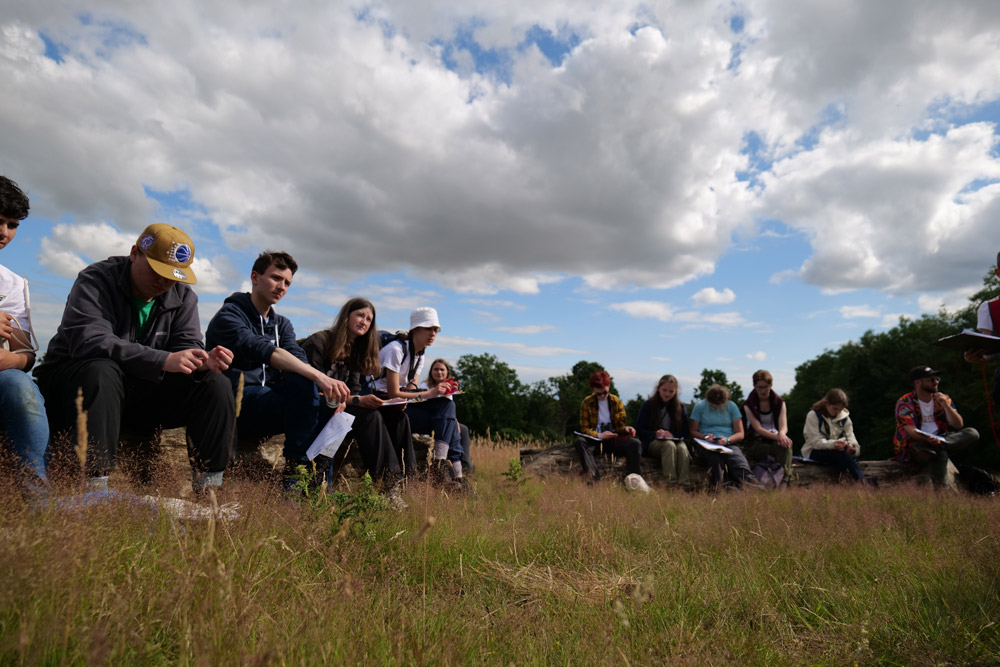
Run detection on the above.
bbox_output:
[519,441,958,488]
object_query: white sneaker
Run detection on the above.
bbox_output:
[624,473,651,493]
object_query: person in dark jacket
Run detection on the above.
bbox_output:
[205,251,349,485]
[635,374,691,487]
[300,296,415,492]
[35,224,235,493]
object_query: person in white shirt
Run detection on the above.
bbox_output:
[374,307,467,486]
[0,175,47,488]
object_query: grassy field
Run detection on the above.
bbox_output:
[2,438,999,665]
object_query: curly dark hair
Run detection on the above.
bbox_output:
[0,176,29,220]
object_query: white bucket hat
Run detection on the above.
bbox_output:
[410,306,440,331]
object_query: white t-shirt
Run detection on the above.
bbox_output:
[596,398,612,432]
[977,300,996,334]
[919,398,942,436]
[373,340,424,394]
[0,264,33,346]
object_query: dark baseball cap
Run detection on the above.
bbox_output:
[909,365,941,381]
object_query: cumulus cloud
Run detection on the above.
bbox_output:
[610,300,754,327]
[4,1,1000,297]
[692,287,736,305]
[746,351,767,361]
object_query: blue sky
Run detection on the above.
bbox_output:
[2,1,999,403]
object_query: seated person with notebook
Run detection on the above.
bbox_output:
[574,371,649,490]
[893,365,979,490]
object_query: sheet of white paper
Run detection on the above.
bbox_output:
[573,431,602,442]
[307,410,356,461]
[693,437,733,454]
[915,428,944,442]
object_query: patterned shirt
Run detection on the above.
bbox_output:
[893,390,955,461]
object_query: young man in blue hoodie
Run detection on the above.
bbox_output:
[206,251,349,485]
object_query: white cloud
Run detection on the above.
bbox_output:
[840,305,881,318]
[917,286,979,314]
[493,324,556,334]
[609,301,675,322]
[436,334,583,357]
[611,300,754,328]
[4,1,1000,297]
[692,287,736,305]
[746,351,767,361]
[38,222,134,277]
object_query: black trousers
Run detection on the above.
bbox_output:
[37,358,234,476]
[326,404,415,480]
[574,436,641,479]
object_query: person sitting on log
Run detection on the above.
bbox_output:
[415,358,473,474]
[742,369,793,478]
[300,297,414,499]
[373,307,468,489]
[802,388,864,483]
[205,251,350,493]
[573,371,648,490]
[35,223,235,494]
[634,374,691,488]
[690,384,755,489]
[893,365,979,490]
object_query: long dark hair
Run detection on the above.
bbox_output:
[326,297,381,376]
[647,374,682,430]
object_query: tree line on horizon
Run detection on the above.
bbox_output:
[452,268,1000,468]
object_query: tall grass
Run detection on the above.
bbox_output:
[1,437,999,664]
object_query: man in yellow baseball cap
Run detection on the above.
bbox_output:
[35,223,236,494]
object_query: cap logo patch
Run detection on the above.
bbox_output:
[138,235,155,251]
[169,243,192,265]
[172,268,187,280]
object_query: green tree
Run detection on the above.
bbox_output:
[520,380,561,441]
[624,393,646,429]
[784,267,1000,465]
[454,353,526,436]
[693,368,744,404]
[551,360,617,436]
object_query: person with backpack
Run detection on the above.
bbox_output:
[802,388,864,482]
[301,298,415,496]
[742,369,793,480]
[372,307,467,487]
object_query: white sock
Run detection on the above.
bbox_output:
[452,460,463,478]
[433,440,449,460]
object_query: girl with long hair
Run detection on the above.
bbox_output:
[634,374,691,487]
[301,297,416,491]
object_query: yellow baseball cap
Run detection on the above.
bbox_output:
[135,223,197,284]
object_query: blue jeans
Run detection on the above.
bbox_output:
[406,398,463,461]
[0,369,48,480]
[809,449,864,482]
[238,373,320,465]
